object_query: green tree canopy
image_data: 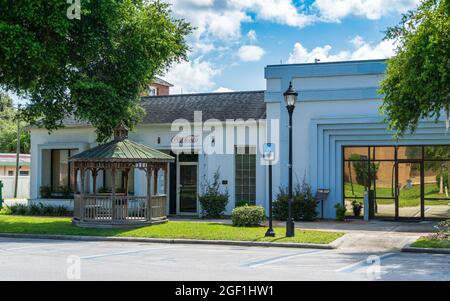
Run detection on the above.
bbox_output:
[380,0,450,136]
[0,92,30,153]
[0,0,191,142]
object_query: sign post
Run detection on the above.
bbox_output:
[0,180,3,208]
[263,143,275,237]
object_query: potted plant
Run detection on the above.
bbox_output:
[39,186,52,198]
[351,200,363,217]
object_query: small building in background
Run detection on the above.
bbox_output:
[0,153,30,199]
[140,77,173,97]
[0,153,30,176]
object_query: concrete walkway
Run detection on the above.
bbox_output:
[172,217,438,252]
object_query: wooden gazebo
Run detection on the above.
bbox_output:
[70,123,174,228]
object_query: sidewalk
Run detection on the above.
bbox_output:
[171,217,438,251]
[282,219,437,251]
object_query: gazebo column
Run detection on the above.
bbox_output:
[80,166,85,221]
[92,168,98,196]
[164,163,169,216]
[111,166,116,223]
[153,167,158,195]
[124,168,129,217]
[146,163,152,222]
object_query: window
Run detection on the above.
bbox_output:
[51,149,76,193]
[147,86,157,96]
[102,168,135,194]
[8,170,13,176]
[235,146,256,205]
[19,170,29,176]
[343,145,450,220]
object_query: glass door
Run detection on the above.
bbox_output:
[396,161,423,219]
[177,163,198,214]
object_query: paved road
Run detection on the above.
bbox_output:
[0,237,449,281]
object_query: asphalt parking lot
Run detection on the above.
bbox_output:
[0,237,449,281]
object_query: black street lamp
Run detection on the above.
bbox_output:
[283,81,297,237]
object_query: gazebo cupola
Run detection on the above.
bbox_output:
[69,123,174,228]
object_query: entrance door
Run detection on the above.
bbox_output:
[177,163,198,214]
[396,161,423,219]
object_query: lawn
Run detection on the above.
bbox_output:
[411,237,450,249]
[345,183,450,207]
[0,215,344,244]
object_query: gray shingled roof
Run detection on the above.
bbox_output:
[62,90,265,126]
[140,91,266,123]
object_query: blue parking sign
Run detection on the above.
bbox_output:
[263,143,275,161]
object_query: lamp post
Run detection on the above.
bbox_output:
[283,81,297,237]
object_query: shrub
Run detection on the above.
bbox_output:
[39,186,51,198]
[41,204,55,216]
[6,203,73,217]
[0,206,12,215]
[232,205,265,226]
[235,200,251,207]
[54,205,71,217]
[199,169,229,218]
[10,203,28,215]
[273,180,318,221]
[28,203,42,215]
[199,194,228,218]
[335,203,346,221]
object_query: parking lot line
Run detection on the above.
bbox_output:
[335,252,396,273]
[241,249,328,268]
[80,245,181,260]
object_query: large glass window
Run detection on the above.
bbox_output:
[51,149,76,193]
[235,146,256,205]
[343,145,449,220]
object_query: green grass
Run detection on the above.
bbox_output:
[345,183,450,207]
[0,215,344,244]
[411,237,450,249]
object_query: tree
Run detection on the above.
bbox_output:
[0,0,191,142]
[380,0,450,136]
[0,92,30,153]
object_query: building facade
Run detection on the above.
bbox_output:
[29,91,267,215]
[265,59,449,220]
[28,59,450,220]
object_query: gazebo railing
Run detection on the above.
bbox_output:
[74,194,167,224]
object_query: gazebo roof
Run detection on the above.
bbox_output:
[69,124,174,163]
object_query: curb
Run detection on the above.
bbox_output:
[401,246,450,255]
[0,233,335,249]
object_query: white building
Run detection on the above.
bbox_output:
[29,59,450,220]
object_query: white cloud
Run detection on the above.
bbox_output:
[231,0,317,28]
[193,42,215,54]
[313,0,420,21]
[214,87,235,93]
[167,0,317,43]
[287,36,396,64]
[247,30,257,42]
[238,45,265,62]
[163,58,220,94]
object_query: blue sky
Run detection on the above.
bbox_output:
[8,0,421,104]
[163,0,421,94]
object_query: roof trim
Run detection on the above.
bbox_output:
[141,90,265,100]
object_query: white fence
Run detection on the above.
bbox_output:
[0,176,30,199]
